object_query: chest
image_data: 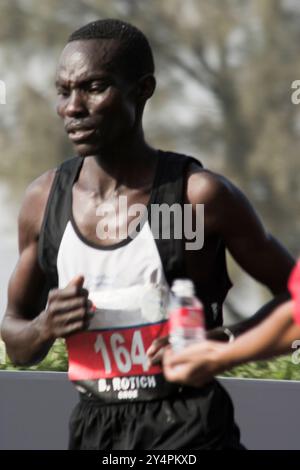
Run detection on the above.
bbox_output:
[71,189,220,289]
[72,184,151,247]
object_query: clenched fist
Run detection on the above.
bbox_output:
[39,275,92,341]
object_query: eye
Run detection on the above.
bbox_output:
[87,82,110,93]
[56,87,70,98]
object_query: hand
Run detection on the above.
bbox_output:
[162,340,230,388]
[147,336,169,366]
[39,275,92,340]
[146,327,233,368]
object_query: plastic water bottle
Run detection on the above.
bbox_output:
[168,279,206,352]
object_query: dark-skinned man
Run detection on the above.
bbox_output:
[1,19,295,450]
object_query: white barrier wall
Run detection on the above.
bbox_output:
[0,371,299,450]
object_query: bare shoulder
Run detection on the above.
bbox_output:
[185,162,237,206]
[18,168,57,250]
[22,169,56,207]
[185,162,262,235]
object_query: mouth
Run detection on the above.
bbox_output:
[68,128,96,143]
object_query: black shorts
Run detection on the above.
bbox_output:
[69,380,244,450]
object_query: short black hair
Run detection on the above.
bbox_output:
[68,19,155,82]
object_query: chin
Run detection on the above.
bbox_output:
[73,141,105,157]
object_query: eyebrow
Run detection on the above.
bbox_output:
[55,73,112,87]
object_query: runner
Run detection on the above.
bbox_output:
[1,19,295,450]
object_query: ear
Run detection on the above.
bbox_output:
[136,74,156,101]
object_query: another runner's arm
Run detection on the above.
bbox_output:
[163,300,299,387]
[1,171,90,366]
[189,170,295,338]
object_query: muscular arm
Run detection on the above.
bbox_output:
[188,169,295,337]
[148,169,295,366]
[1,170,90,366]
[225,291,291,338]
[1,171,56,365]
[2,255,53,366]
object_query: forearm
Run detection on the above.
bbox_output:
[162,301,299,388]
[220,301,298,370]
[227,291,291,338]
[1,311,54,366]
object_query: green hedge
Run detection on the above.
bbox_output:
[1,339,300,380]
[0,339,68,372]
[221,355,300,380]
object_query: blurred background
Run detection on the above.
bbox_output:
[1,0,300,377]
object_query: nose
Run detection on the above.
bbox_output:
[64,89,87,118]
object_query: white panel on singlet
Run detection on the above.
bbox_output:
[57,220,170,330]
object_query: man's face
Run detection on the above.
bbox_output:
[56,39,138,156]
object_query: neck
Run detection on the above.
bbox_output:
[78,133,159,196]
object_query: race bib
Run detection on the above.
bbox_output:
[66,321,174,402]
[67,320,168,380]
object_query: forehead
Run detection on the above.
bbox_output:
[56,39,122,82]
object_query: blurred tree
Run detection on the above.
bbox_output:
[118,0,300,253]
[0,0,299,245]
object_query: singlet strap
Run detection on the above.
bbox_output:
[149,151,232,329]
[38,156,84,287]
[150,150,203,286]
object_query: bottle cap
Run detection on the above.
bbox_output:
[171,279,195,297]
